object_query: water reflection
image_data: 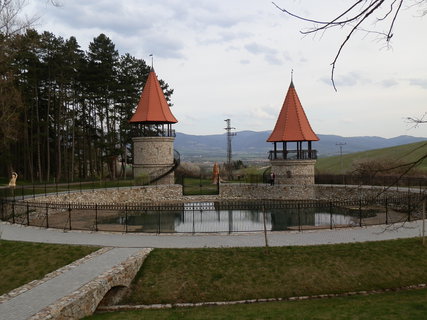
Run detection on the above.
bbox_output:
[102,202,362,233]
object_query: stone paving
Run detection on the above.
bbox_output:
[0,220,425,319]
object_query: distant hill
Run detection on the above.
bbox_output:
[316,141,427,174]
[175,131,426,162]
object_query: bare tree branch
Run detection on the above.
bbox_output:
[272,0,416,90]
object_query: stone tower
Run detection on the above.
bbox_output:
[129,68,178,185]
[267,78,319,185]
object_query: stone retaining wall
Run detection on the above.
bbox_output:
[28,185,183,204]
[23,183,415,205]
[219,184,316,200]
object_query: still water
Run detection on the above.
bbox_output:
[103,202,366,233]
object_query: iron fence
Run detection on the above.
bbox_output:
[1,193,424,234]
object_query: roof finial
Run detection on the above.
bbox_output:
[290,68,294,88]
[149,54,154,70]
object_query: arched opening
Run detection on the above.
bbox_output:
[97,285,129,307]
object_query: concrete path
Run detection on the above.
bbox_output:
[0,247,142,320]
[1,220,425,248]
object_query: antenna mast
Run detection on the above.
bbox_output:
[224,119,236,180]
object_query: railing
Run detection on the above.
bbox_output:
[132,125,176,137]
[1,195,424,234]
[268,149,317,160]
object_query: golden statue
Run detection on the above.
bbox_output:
[8,172,18,188]
[212,162,220,184]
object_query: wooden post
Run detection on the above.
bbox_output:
[262,206,269,254]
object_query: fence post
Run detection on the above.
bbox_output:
[330,201,333,230]
[407,194,411,222]
[45,203,49,229]
[12,202,15,224]
[125,205,128,233]
[359,199,362,227]
[385,197,388,225]
[158,206,161,234]
[26,203,30,226]
[68,204,72,230]
[95,204,98,231]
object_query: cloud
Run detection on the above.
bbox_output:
[250,106,276,120]
[381,79,399,88]
[409,78,427,89]
[320,72,368,87]
[245,42,276,55]
[244,42,282,65]
[198,31,252,45]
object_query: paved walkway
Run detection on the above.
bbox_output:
[0,220,425,319]
[0,220,425,248]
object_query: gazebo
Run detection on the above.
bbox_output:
[267,79,319,185]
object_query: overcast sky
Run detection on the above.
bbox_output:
[25,0,427,138]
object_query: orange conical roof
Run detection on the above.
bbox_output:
[129,69,178,124]
[267,81,319,142]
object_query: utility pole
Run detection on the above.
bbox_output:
[336,142,346,185]
[224,119,236,180]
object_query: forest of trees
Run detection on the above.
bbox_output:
[0,29,174,182]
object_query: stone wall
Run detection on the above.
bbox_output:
[133,136,175,184]
[29,185,184,204]
[22,184,416,205]
[270,159,316,185]
[219,183,316,200]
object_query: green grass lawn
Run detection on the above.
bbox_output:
[181,177,219,195]
[316,141,427,174]
[122,238,427,305]
[86,288,427,319]
[0,240,99,295]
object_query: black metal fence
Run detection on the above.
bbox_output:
[1,194,424,234]
[315,174,427,189]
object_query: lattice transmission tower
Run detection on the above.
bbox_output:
[224,119,236,180]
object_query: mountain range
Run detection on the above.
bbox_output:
[174,131,426,162]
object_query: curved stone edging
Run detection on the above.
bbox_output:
[97,283,427,312]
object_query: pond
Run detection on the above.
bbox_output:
[101,202,378,233]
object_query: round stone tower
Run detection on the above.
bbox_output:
[267,77,319,186]
[129,68,178,185]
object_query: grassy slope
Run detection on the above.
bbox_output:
[316,141,427,174]
[122,238,427,305]
[0,240,99,295]
[87,288,427,320]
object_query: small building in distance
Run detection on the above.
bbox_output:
[267,78,319,185]
[129,68,179,184]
